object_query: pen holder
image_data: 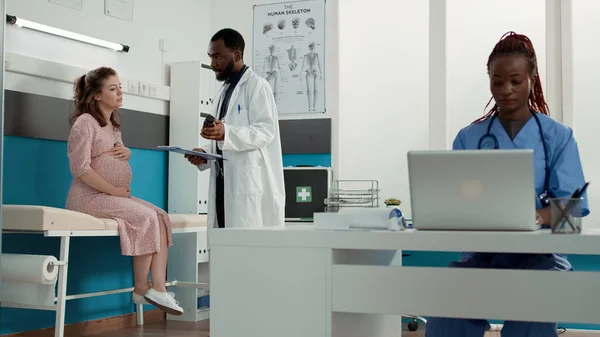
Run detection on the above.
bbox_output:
[550,197,583,234]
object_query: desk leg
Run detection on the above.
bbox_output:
[333,313,404,337]
[210,246,332,337]
[55,237,70,337]
[332,249,404,337]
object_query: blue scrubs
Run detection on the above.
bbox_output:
[425,113,589,337]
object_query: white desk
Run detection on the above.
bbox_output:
[208,225,600,337]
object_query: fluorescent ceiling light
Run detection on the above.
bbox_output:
[6,14,129,53]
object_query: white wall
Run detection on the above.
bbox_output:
[337,0,429,215]
[446,0,546,147]
[572,0,600,229]
[209,0,259,67]
[5,0,211,115]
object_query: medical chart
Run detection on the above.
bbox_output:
[155,146,225,160]
[253,0,326,114]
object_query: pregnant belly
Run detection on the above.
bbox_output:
[91,154,132,187]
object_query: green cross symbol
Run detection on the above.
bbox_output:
[296,186,312,203]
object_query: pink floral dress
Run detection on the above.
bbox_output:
[65,113,173,256]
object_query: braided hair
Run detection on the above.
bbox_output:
[474,31,549,123]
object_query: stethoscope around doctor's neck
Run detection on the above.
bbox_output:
[477,109,552,207]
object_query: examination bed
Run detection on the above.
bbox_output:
[1,204,206,233]
[1,205,209,337]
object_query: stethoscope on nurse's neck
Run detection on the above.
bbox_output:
[477,108,552,207]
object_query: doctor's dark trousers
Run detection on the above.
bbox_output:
[216,172,225,228]
[214,66,248,229]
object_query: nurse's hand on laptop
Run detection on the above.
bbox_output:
[536,208,550,226]
[185,148,206,166]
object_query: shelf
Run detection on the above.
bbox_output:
[196,308,210,321]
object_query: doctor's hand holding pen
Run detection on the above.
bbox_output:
[185,148,207,166]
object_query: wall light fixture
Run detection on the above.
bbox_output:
[6,14,129,53]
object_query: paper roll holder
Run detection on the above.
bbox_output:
[50,261,68,266]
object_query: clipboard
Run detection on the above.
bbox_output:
[155,146,226,160]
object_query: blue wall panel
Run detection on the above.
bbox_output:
[1,136,168,334]
[282,154,331,168]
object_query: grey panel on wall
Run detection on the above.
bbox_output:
[120,111,169,149]
[3,90,168,149]
[279,118,331,154]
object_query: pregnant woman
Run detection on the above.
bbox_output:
[65,66,183,315]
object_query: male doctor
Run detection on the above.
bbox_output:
[185,28,285,229]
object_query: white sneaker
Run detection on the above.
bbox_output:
[132,290,175,305]
[132,292,148,305]
[144,288,184,315]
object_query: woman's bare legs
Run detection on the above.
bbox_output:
[137,215,182,315]
[133,216,168,295]
[150,216,169,292]
[133,254,152,296]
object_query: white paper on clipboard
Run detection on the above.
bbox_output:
[155,146,226,160]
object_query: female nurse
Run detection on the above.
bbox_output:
[425,32,590,337]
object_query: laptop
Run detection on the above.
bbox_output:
[407,149,538,231]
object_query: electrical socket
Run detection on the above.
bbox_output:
[127,80,138,93]
[138,82,149,96]
[158,38,167,52]
[148,84,157,97]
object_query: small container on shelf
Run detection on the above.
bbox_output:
[384,197,401,209]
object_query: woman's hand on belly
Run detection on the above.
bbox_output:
[78,169,120,196]
[111,186,131,198]
[110,144,131,161]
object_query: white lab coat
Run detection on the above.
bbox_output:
[197,67,285,229]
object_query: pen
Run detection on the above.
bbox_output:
[556,182,590,231]
[238,104,241,114]
[555,187,580,231]
[575,182,590,198]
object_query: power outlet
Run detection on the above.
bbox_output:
[138,82,149,96]
[158,38,167,52]
[148,84,157,97]
[127,80,138,93]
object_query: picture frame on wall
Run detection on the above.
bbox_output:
[253,0,326,114]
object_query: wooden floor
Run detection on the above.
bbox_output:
[87,321,209,337]
[87,321,600,337]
